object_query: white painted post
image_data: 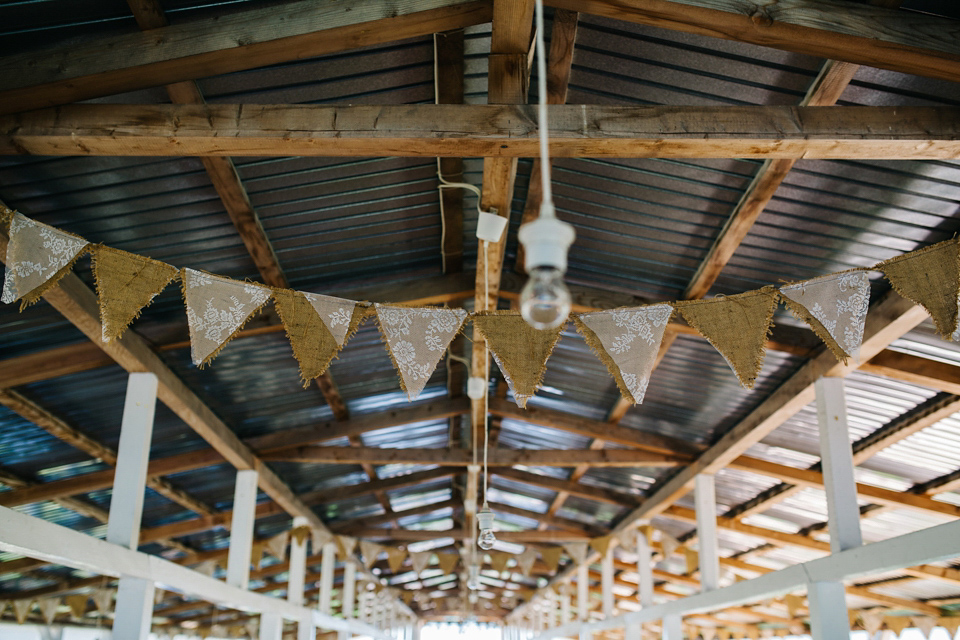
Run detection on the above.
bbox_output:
[260,611,283,640]
[298,612,316,640]
[319,541,337,614]
[578,626,591,640]
[112,577,155,640]
[288,516,309,605]
[343,559,357,619]
[107,372,159,548]
[815,377,863,553]
[226,469,260,590]
[561,582,571,624]
[807,581,849,640]
[662,614,682,640]
[577,563,589,620]
[624,622,641,640]
[694,474,720,592]
[601,546,614,618]
[547,587,558,628]
[636,528,653,608]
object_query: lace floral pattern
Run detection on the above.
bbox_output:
[183,268,270,365]
[2,213,88,304]
[579,303,673,404]
[302,291,358,346]
[781,271,870,360]
[376,305,467,400]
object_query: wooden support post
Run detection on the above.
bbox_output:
[320,541,337,614]
[343,559,357,619]
[112,577,155,640]
[662,614,682,640]
[577,563,588,620]
[807,581,850,640]
[694,474,720,592]
[637,528,653,608]
[260,611,283,640]
[288,516,308,605]
[226,469,260,589]
[601,546,614,617]
[106,373,159,549]
[815,377,863,553]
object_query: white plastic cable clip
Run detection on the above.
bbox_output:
[467,376,488,399]
[476,209,507,243]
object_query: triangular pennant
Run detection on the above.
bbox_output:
[472,311,563,407]
[862,610,884,634]
[337,535,358,559]
[683,548,699,574]
[660,531,681,558]
[375,305,468,400]
[386,547,407,574]
[13,599,32,624]
[563,542,588,566]
[574,304,673,404]
[153,587,166,606]
[64,594,88,619]
[436,551,460,575]
[244,619,260,639]
[410,551,432,574]
[877,238,960,339]
[638,525,654,546]
[616,528,636,553]
[301,292,361,348]
[912,616,937,637]
[290,525,311,547]
[848,610,861,628]
[39,597,59,624]
[591,535,614,557]
[312,528,333,554]
[676,287,779,388]
[195,559,218,577]
[251,541,265,570]
[92,589,113,615]
[700,627,717,640]
[517,548,538,576]
[92,246,178,342]
[181,268,271,366]
[784,594,804,618]
[717,629,731,640]
[0,601,7,617]
[939,617,960,633]
[361,540,383,568]
[266,531,289,560]
[490,552,511,573]
[780,272,869,363]
[401,590,415,605]
[885,616,910,633]
[541,547,563,574]
[2,212,90,310]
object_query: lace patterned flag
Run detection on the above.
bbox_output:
[574,304,673,404]
[93,246,178,342]
[472,311,563,408]
[676,287,779,389]
[877,238,960,339]
[516,548,538,576]
[410,551,432,575]
[780,271,869,363]
[563,542,588,566]
[2,211,90,309]
[181,268,271,367]
[360,540,383,568]
[303,292,360,347]
[375,305,468,400]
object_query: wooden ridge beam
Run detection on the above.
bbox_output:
[545,0,960,84]
[862,349,960,396]
[4,104,960,159]
[0,0,492,116]
[345,528,590,542]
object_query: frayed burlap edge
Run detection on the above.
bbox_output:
[780,291,849,364]
[471,310,563,400]
[0,205,13,234]
[876,238,960,339]
[92,245,179,343]
[19,243,91,311]
[374,305,466,396]
[179,268,273,368]
[675,286,779,389]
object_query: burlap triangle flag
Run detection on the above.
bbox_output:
[360,540,383,568]
[386,547,407,574]
[591,535,614,557]
[401,590,415,605]
[92,589,113,615]
[638,524,654,546]
[436,551,460,575]
[885,616,910,633]
[939,616,960,633]
[337,535,358,559]
[683,548,698,574]
[574,303,673,404]
[717,630,731,640]
[250,542,265,570]
[784,594,804,618]
[265,531,289,560]
[39,597,59,624]
[472,311,564,407]
[13,599,32,624]
[290,525,311,547]
[660,530,681,558]
[65,594,88,619]
[877,238,960,339]
[780,271,870,363]
[0,600,7,617]
[563,542,588,566]
[274,288,366,386]
[375,305,468,400]
[490,552,511,573]
[541,546,563,574]
[181,268,271,366]
[676,286,779,388]
[410,551,432,574]
[312,528,333,554]
[92,246,178,342]
[300,292,361,347]
[517,548,538,575]
[848,610,860,628]
[2,211,90,310]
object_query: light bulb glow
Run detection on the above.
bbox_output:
[519,266,572,330]
[478,528,497,550]
[477,506,497,550]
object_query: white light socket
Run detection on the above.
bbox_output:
[476,209,507,242]
[518,206,576,273]
[467,376,487,399]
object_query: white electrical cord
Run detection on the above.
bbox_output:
[534,0,554,215]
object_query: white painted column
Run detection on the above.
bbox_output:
[260,611,283,640]
[107,372,159,548]
[624,622,641,640]
[319,541,337,614]
[815,377,863,553]
[288,516,308,605]
[807,581,849,640]
[112,577,155,640]
[601,546,614,618]
[343,559,357,619]
[694,474,720,592]
[577,563,588,621]
[298,612,316,640]
[226,469,260,589]
[561,582,571,624]
[662,614,682,640]
[578,626,591,640]
[636,528,653,608]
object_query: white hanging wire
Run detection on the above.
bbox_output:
[534,0,554,215]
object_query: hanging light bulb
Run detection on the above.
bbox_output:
[518,203,575,329]
[467,564,482,591]
[477,505,497,550]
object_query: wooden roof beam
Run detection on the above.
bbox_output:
[4,104,960,159]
